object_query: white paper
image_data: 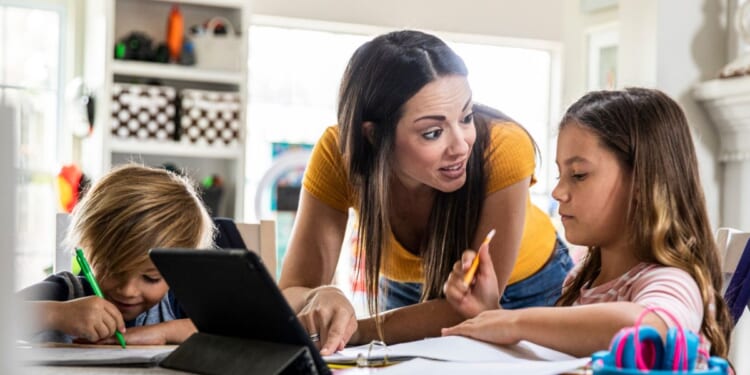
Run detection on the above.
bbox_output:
[324,335,580,364]
[376,357,591,375]
[18,346,175,366]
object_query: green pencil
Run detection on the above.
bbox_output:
[75,248,127,349]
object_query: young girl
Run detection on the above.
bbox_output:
[19,164,214,345]
[441,88,732,358]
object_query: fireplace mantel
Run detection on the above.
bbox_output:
[693,75,750,230]
[693,75,750,162]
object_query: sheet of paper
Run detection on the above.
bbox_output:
[376,357,591,375]
[324,335,580,364]
[18,345,176,366]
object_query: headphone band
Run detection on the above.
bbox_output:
[633,305,688,371]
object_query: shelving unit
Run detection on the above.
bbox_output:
[111,60,243,85]
[82,0,249,219]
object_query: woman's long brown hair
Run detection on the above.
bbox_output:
[338,31,490,332]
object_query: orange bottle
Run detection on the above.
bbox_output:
[166,5,183,62]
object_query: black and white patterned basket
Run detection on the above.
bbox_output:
[111,83,177,141]
[180,89,241,146]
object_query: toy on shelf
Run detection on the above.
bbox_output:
[166,5,184,62]
[57,164,89,213]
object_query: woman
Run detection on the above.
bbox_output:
[279,29,572,355]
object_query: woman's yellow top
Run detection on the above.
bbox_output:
[302,122,556,284]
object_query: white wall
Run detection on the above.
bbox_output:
[251,0,564,42]
[561,0,618,109]
[656,0,726,229]
[623,0,726,228]
[563,0,728,229]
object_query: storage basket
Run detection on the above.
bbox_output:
[111,83,177,141]
[192,17,242,71]
[180,89,241,146]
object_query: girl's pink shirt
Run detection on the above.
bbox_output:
[566,262,704,334]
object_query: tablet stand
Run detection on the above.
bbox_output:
[160,332,320,375]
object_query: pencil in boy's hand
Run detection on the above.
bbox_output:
[463,229,496,286]
[75,248,127,349]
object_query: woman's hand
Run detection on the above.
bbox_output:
[297,286,357,355]
[441,309,521,345]
[443,242,500,318]
[53,297,126,342]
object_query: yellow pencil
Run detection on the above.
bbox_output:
[327,363,355,369]
[463,229,496,286]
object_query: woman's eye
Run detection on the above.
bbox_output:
[572,173,587,181]
[461,112,474,124]
[422,129,442,140]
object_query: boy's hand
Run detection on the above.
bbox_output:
[442,243,500,318]
[55,296,126,342]
[96,325,165,345]
[97,319,196,345]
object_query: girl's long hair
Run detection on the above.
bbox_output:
[555,88,732,357]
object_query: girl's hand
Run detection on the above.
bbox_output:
[55,296,126,342]
[442,242,500,318]
[441,309,521,345]
[297,286,357,356]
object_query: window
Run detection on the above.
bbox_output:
[246,22,369,221]
[1,4,65,289]
[246,21,560,220]
[448,37,560,210]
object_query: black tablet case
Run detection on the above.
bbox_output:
[149,248,330,375]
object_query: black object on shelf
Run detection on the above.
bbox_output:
[114,31,156,61]
[276,185,300,212]
[201,185,223,216]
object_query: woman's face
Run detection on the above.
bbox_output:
[392,75,475,193]
[552,122,632,249]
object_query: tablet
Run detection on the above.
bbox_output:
[149,248,330,374]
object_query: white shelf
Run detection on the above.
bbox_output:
[112,60,243,85]
[145,0,245,8]
[110,138,242,159]
[83,0,249,219]
[693,76,750,101]
[693,76,750,162]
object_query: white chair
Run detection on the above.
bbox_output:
[54,213,72,273]
[715,227,750,373]
[715,228,750,293]
[235,220,277,281]
[731,307,750,374]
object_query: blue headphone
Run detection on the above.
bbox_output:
[591,306,729,375]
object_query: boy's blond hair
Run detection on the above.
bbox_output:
[65,164,214,279]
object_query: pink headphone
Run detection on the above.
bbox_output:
[591,305,729,375]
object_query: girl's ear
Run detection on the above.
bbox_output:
[362,121,376,144]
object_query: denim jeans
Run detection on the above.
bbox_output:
[380,237,573,311]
